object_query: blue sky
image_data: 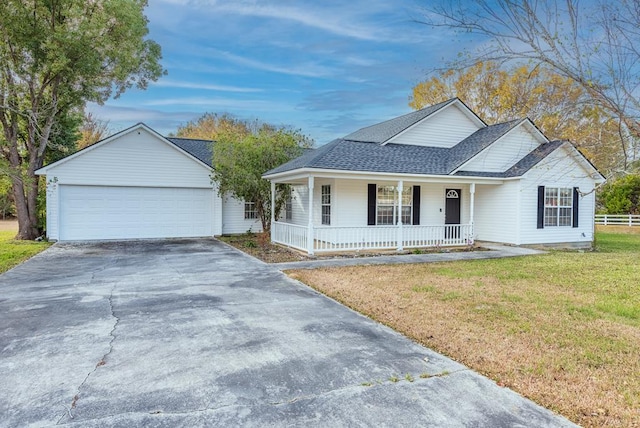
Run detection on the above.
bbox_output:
[88,0,477,145]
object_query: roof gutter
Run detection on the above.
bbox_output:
[263,167,518,184]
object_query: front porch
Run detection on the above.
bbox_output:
[267,173,497,255]
[272,222,474,254]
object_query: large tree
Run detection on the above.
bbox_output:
[420,0,640,174]
[0,0,164,239]
[211,122,313,232]
[410,62,622,175]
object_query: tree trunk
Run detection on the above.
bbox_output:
[13,177,40,240]
[257,200,270,233]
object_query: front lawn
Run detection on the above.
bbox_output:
[0,230,52,274]
[289,231,640,428]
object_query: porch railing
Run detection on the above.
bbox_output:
[272,222,308,251]
[273,222,473,253]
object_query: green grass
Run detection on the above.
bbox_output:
[293,229,640,427]
[0,230,52,273]
[595,231,640,253]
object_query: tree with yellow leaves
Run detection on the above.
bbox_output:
[410,62,623,176]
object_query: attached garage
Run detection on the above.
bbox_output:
[58,185,214,240]
[36,123,228,241]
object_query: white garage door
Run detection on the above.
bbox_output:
[59,185,213,240]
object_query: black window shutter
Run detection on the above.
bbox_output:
[573,187,579,228]
[537,186,545,229]
[412,186,421,225]
[367,184,376,225]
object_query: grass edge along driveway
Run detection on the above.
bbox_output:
[0,230,52,274]
[289,229,640,428]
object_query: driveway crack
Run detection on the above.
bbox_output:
[57,282,121,424]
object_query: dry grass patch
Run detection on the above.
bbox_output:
[289,233,640,427]
[0,220,18,232]
[596,224,640,235]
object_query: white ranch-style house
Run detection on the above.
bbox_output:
[264,98,605,254]
[36,98,603,248]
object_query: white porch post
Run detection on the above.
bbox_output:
[307,176,315,255]
[469,182,476,243]
[397,180,403,251]
[270,181,276,228]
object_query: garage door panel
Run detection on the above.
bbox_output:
[59,185,213,240]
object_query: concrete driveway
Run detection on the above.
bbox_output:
[0,239,575,427]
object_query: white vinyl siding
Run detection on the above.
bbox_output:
[303,179,471,228]
[459,124,542,173]
[278,184,309,226]
[222,194,262,234]
[473,181,520,245]
[388,104,481,148]
[519,147,596,245]
[42,128,212,188]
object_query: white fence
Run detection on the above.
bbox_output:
[595,214,640,226]
[273,222,473,253]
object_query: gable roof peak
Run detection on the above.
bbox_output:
[343,98,463,144]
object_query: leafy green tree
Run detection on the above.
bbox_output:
[598,175,640,215]
[212,125,313,232]
[0,0,165,239]
[410,62,623,175]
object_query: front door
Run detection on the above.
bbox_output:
[445,189,461,239]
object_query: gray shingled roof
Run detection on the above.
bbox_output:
[167,137,213,167]
[343,98,458,143]
[267,138,451,175]
[265,120,535,177]
[453,140,565,178]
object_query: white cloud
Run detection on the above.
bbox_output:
[216,3,386,41]
[142,96,293,112]
[162,0,396,42]
[208,49,338,78]
[152,79,262,93]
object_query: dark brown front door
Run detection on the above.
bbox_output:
[445,189,461,239]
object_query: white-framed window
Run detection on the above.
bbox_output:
[321,185,331,225]
[377,185,412,225]
[244,201,257,220]
[544,187,572,227]
[285,193,293,221]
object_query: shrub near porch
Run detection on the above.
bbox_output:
[289,231,640,428]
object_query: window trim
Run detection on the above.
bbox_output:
[285,192,293,221]
[321,184,331,225]
[244,201,257,220]
[543,186,573,227]
[376,185,412,225]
